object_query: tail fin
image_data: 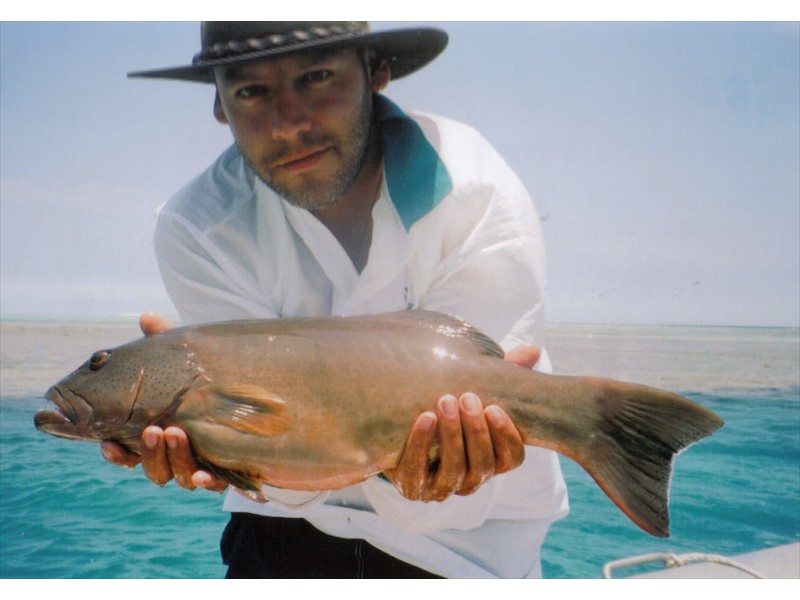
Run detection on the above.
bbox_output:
[526,378,723,537]
[561,381,723,537]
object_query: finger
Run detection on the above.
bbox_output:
[504,345,541,369]
[164,427,199,490]
[456,393,495,496]
[140,426,173,486]
[139,312,174,337]
[101,440,141,468]
[193,470,229,494]
[385,412,437,501]
[485,405,526,474]
[424,395,465,502]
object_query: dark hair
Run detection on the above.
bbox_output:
[359,47,383,77]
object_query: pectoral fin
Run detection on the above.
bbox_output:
[174,383,291,437]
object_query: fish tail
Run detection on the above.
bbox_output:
[513,377,724,537]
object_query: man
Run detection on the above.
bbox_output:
[104,22,568,578]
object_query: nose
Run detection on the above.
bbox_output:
[271,86,311,141]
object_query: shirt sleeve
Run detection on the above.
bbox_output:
[154,209,280,325]
[417,184,548,353]
[360,137,567,535]
[156,207,341,508]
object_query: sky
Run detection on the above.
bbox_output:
[1,18,799,326]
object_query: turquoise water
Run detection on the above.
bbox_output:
[2,389,797,578]
[0,397,229,578]
[542,388,800,578]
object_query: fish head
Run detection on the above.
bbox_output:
[34,333,200,452]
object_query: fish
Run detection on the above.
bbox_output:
[34,310,723,537]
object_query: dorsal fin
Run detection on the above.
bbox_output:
[371,310,505,359]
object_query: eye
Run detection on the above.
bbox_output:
[235,84,268,99]
[300,69,332,85]
[89,350,111,371]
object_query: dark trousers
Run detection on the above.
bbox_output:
[220,512,443,578]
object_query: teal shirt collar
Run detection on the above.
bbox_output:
[375,95,453,230]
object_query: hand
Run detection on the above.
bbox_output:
[100,312,228,494]
[385,345,540,502]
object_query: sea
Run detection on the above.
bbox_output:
[1,318,798,580]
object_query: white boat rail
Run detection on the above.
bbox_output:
[603,551,766,579]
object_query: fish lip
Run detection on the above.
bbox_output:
[34,385,94,434]
[34,386,78,434]
[44,385,78,424]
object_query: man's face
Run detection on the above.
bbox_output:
[213,48,382,210]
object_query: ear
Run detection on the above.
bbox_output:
[369,59,390,93]
[213,92,229,125]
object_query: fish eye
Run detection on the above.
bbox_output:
[88,350,111,371]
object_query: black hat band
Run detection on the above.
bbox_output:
[194,24,366,64]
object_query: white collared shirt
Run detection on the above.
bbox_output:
[153,97,568,578]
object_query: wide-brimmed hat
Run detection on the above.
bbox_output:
[128,21,448,83]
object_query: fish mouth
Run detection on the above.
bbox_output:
[34,386,92,440]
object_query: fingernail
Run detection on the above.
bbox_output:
[461,393,481,413]
[100,442,114,461]
[144,430,158,449]
[166,435,178,450]
[485,404,503,424]
[439,395,458,417]
[419,412,437,430]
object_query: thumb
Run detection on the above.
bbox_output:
[504,345,541,369]
[139,312,174,337]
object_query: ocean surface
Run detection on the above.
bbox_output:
[1,319,798,579]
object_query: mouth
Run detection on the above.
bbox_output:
[33,386,87,438]
[273,147,331,172]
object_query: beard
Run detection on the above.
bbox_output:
[246,88,375,211]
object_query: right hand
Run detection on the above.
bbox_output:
[100,312,228,494]
[383,345,538,502]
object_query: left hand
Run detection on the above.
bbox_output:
[384,345,540,502]
[100,313,228,494]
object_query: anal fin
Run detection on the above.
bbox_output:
[200,460,269,502]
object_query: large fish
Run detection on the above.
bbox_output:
[35,310,723,537]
